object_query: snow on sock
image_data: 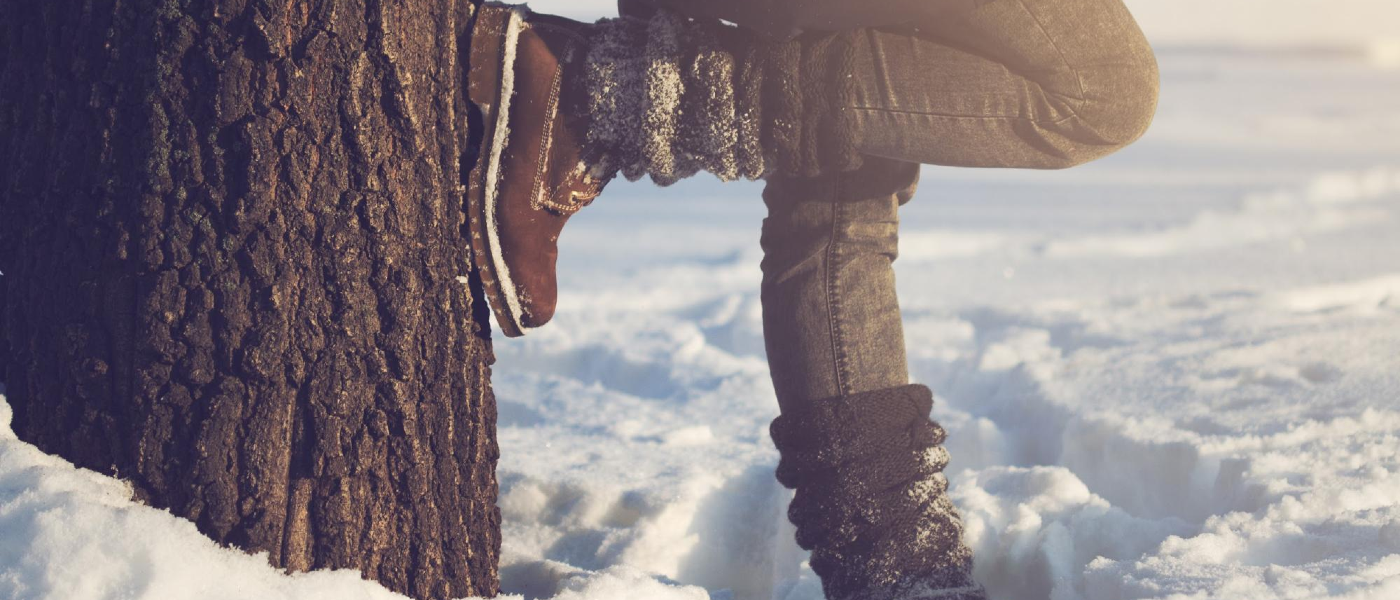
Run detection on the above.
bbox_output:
[641,10,685,185]
[678,28,740,182]
[770,384,981,600]
[586,12,756,186]
[583,16,647,181]
[582,11,862,186]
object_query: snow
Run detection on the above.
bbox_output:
[0,396,414,600]
[5,6,1400,600]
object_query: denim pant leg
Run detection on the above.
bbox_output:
[758,0,1156,408]
[760,158,920,410]
[845,0,1160,169]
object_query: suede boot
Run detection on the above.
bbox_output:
[770,384,987,600]
[466,4,608,336]
[465,2,864,336]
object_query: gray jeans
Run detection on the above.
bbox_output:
[759,0,1158,408]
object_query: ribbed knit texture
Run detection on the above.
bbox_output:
[582,10,862,186]
[582,16,648,181]
[734,43,769,181]
[770,385,986,600]
[641,11,684,184]
[679,28,740,182]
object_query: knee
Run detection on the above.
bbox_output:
[1046,51,1160,169]
[1097,54,1161,149]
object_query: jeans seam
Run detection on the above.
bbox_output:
[826,192,850,396]
[848,105,1080,127]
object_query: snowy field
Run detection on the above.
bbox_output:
[5,4,1400,600]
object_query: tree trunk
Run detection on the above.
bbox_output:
[0,1,501,598]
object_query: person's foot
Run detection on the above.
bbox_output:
[770,384,987,600]
[466,3,610,337]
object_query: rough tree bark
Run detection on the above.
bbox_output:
[0,1,501,598]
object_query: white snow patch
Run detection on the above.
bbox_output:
[1276,274,1400,314]
[0,397,435,600]
[1044,166,1400,259]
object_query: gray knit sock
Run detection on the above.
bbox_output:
[582,10,862,186]
[770,385,985,600]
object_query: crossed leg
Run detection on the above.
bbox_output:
[760,0,1158,406]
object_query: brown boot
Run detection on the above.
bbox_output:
[466,3,609,337]
[465,3,861,337]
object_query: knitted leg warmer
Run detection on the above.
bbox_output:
[770,385,986,600]
[582,10,863,186]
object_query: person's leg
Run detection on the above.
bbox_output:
[639,0,1158,169]
[844,0,1159,169]
[754,5,1155,599]
[465,0,1160,335]
[760,157,918,409]
[756,0,1158,409]
[762,157,983,600]
[757,2,1158,398]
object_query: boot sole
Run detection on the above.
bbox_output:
[466,2,530,338]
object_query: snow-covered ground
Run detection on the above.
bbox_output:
[5,6,1400,600]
